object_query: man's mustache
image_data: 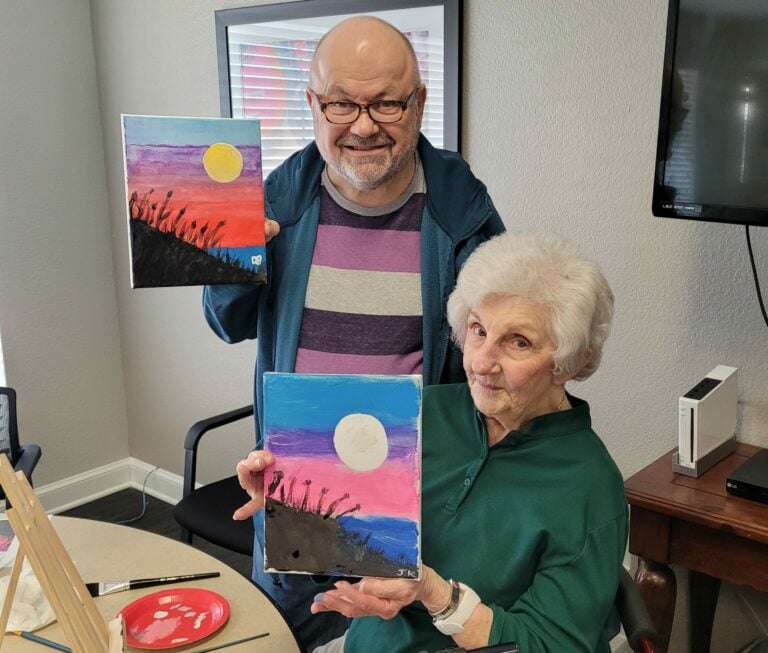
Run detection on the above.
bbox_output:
[336,135,395,148]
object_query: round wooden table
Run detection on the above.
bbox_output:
[6,516,301,653]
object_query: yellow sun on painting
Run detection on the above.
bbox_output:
[202,142,243,183]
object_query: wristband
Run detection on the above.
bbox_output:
[433,582,481,636]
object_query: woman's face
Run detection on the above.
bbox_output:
[463,294,567,437]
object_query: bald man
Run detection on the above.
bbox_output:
[203,16,504,650]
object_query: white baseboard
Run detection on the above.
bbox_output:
[30,457,184,514]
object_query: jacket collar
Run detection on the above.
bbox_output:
[264,136,495,242]
[416,135,497,241]
[263,141,324,227]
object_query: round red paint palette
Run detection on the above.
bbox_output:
[119,588,229,649]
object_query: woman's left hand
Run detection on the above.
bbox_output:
[310,565,449,620]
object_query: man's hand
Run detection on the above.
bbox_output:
[232,450,275,520]
[265,219,280,242]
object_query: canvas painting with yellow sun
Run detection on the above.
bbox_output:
[122,114,266,287]
[262,373,422,579]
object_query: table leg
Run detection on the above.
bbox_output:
[635,558,676,652]
[688,570,720,653]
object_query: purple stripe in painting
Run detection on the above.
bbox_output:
[126,144,262,178]
[313,225,420,273]
[319,187,424,231]
[297,309,422,355]
[294,349,423,375]
[267,430,417,460]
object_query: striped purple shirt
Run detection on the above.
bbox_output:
[294,165,425,375]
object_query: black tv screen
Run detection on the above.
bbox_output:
[653,0,768,227]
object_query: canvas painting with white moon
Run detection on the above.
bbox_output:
[262,373,422,579]
[121,114,267,287]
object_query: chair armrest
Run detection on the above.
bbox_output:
[181,405,254,499]
[616,566,661,650]
[14,444,41,485]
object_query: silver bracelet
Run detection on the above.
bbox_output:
[427,579,460,619]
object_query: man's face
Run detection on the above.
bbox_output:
[307,39,425,195]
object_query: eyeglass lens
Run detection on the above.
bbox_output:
[325,102,404,124]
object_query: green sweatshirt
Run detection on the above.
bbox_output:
[345,383,628,653]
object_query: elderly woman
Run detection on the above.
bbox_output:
[234,232,627,653]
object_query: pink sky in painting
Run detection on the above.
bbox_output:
[265,454,419,519]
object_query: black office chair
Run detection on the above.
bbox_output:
[614,566,661,653]
[0,387,42,500]
[173,405,255,555]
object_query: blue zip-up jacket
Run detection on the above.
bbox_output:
[203,135,505,444]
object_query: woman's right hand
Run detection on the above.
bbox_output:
[232,450,275,520]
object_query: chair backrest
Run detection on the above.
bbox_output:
[0,387,19,464]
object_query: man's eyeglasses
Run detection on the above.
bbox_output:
[311,87,421,125]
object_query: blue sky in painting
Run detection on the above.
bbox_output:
[122,114,261,146]
[263,374,421,458]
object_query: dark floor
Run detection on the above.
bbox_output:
[60,488,253,578]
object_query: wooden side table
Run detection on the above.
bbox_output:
[625,443,768,653]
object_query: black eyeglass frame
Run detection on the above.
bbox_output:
[310,86,422,124]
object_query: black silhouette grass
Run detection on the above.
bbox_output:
[129,188,230,251]
[129,219,265,287]
[128,187,266,287]
[263,471,417,578]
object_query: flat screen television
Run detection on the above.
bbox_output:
[652,0,768,227]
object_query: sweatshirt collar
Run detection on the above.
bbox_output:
[474,394,592,448]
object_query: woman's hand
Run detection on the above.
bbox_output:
[232,450,275,520]
[310,565,451,620]
[310,579,414,620]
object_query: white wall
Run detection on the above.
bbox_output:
[88,0,275,483]
[463,3,768,651]
[0,0,129,483]
[465,1,768,473]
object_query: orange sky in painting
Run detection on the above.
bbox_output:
[129,172,265,247]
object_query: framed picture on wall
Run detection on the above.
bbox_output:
[215,0,462,177]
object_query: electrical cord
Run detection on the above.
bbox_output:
[746,225,768,329]
[116,466,160,525]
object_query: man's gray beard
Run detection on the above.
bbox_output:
[334,146,414,192]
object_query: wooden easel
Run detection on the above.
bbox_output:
[0,454,124,652]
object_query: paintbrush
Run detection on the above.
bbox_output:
[12,631,72,652]
[190,632,269,653]
[85,571,220,597]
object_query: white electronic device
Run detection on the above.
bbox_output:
[673,365,738,477]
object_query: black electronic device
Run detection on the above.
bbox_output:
[652,0,768,227]
[726,448,768,504]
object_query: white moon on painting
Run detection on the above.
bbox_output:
[333,413,389,472]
